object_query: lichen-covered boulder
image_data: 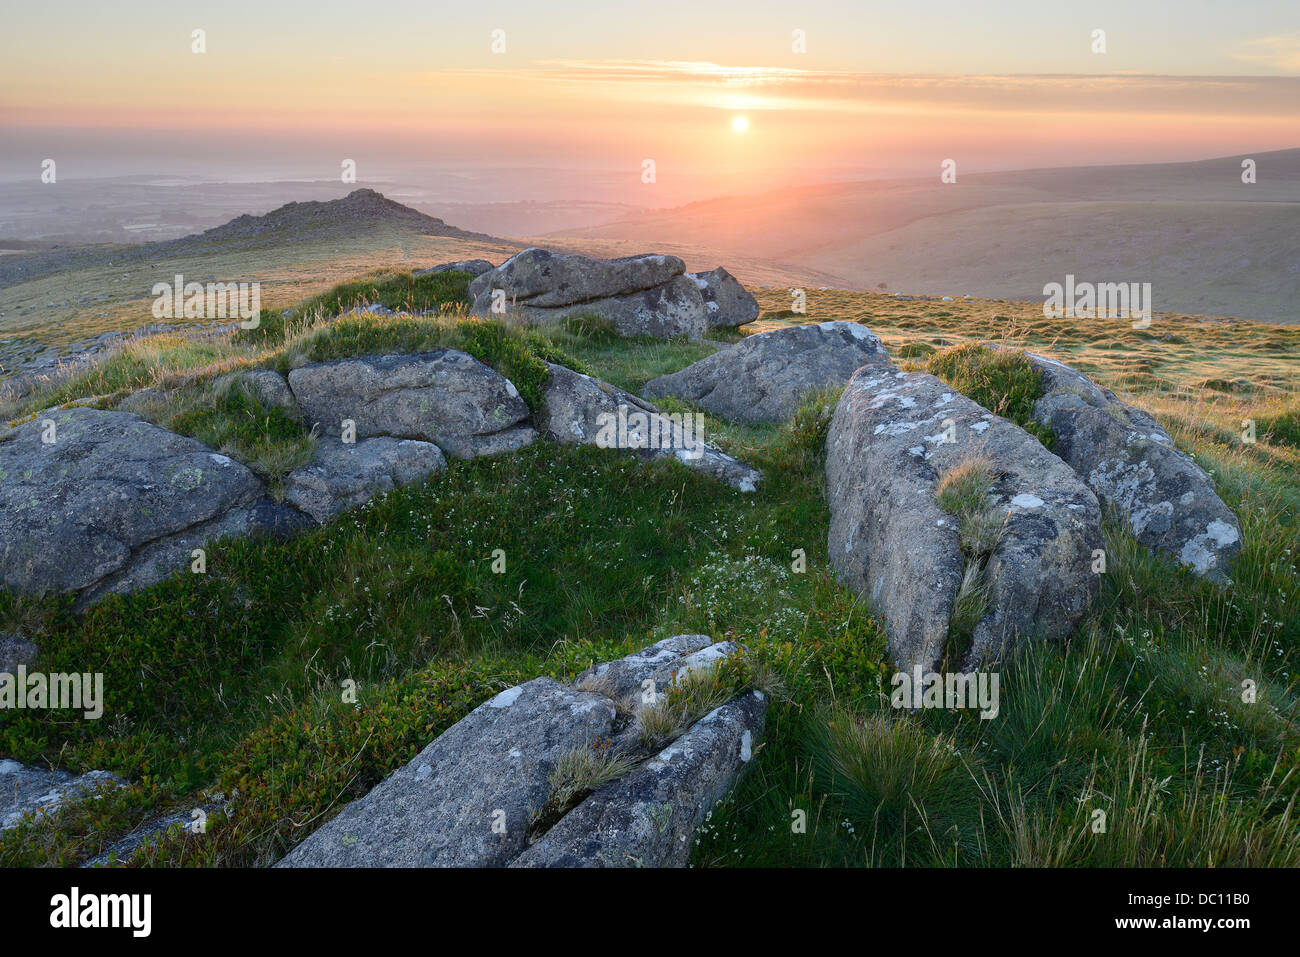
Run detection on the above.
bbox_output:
[688,267,758,329]
[0,760,123,832]
[0,407,305,605]
[644,321,891,424]
[283,436,447,523]
[539,363,761,492]
[827,363,1103,672]
[286,350,536,460]
[415,259,494,278]
[1023,352,1241,580]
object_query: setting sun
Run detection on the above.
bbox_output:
[731,115,749,133]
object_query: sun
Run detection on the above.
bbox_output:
[731,115,749,133]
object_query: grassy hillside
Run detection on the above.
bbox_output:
[1,276,1297,867]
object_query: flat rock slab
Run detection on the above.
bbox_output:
[284,436,447,523]
[1,759,123,832]
[644,321,892,424]
[827,364,1103,672]
[469,248,685,309]
[287,349,536,460]
[1025,351,1241,580]
[575,634,713,699]
[689,267,758,330]
[0,407,299,603]
[277,677,619,867]
[539,363,761,492]
[512,690,767,868]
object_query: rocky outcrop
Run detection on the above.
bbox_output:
[826,362,1103,672]
[287,350,537,459]
[538,363,761,492]
[0,633,38,673]
[689,267,759,330]
[415,259,495,278]
[283,437,447,523]
[0,760,122,832]
[233,369,298,417]
[644,322,891,424]
[0,407,307,605]
[468,249,713,340]
[277,636,763,868]
[1022,352,1241,580]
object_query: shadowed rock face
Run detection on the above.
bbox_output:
[287,349,537,459]
[284,436,447,523]
[643,321,892,424]
[277,636,764,868]
[1023,352,1241,580]
[827,363,1103,672]
[0,407,304,604]
[689,267,759,330]
[538,363,761,492]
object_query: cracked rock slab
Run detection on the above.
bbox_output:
[539,363,761,492]
[1023,351,1242,580]
[644,321,892,424]
[1,759,123,833]
[512,690,767,868]
[827,362,1103,672]
[286,349,536,460]
[469,248,686,309]
[284,436,447,523]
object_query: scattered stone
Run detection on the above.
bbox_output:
[1023,352,1241,579]
[644,321,891,424]
[0,760,123,833]
[284,436,447,523]
[287,350,537,460]
[826,361,1103,672]
[538,363,761,492]
[687,267,759,329]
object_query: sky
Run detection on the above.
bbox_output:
[2,1,1299,198]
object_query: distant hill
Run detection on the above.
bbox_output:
[554,148,1300,324]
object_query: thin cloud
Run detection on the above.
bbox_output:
[1232,34,1300,72]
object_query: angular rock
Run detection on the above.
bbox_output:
[574,634,713,699]
[286,350,536,460]
[688,267,758,329]
[284,436,447,523]
[827,363,1103,672]
[512,690,767,868]
[0,408,302,603]
[469,248,685,309]
[277,678,619,867]
[0,760,123,832]
[0,633,39,673]
[415,259,494,278]
[539,363,761,492]
[644,321,891,424]
[1024,351,1241,579]
[234,369,297,417]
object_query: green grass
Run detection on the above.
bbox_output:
[2,281,1298,870]
[924,342,1058,449]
